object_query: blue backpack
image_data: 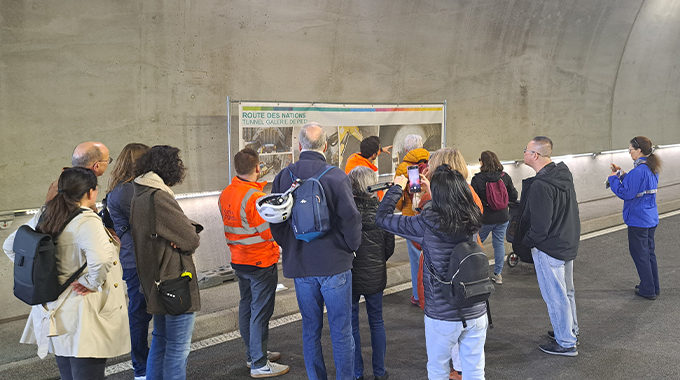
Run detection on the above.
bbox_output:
[287,165,334,242]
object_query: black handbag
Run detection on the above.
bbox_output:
[149,191,193,315]
[156,274,192,315]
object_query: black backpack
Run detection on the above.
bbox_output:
[427,239,495,327]
[12,209,86,305]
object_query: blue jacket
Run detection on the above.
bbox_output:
[376,184,487,322]
[609,157,659,228]
[106,182,137,269]
[270,151,362,278]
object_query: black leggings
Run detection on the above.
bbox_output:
[55,356,106,380]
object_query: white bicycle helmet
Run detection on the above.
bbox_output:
[256,193,293,224]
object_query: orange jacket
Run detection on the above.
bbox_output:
[344,153,378,174]
[395,148,430,216]
[219,176,279,267]
[344,153,384,199]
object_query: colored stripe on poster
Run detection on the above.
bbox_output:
[241,106,442,112]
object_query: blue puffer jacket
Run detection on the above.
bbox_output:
[106,182,137,269]
[376,185,487,322]
[609,157,659,228]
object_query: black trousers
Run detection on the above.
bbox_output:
[55,356,106,380]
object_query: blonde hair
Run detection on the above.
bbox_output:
[428,147,468,180]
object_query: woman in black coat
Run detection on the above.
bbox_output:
[348,166,395,380]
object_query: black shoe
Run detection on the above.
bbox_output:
[635,288,657,300]
[548,330,580,346]
[374,372,389,380]
[355,377,364,380]
[539,340,578,357]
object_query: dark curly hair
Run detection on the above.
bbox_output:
[135,145,186,186]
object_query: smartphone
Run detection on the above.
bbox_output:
[407,165,421,193]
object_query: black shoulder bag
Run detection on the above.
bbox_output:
[149,191,193,315]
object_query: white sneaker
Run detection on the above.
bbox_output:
[491,273,503,284]
[134,377,146,380]
[250,361,290,378]
[247,351,281,368]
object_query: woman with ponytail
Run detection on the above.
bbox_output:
[608,136,661,300]
[3,167,130,379]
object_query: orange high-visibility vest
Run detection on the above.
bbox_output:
[344,153,384,200]
[218,176,279,267]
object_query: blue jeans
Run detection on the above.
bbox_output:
[479,221,509,275]
[351,292,386,378]
[235,264,278,369]
[407,240,421,300]
[146,312,196,380]
[424,314,487,380]
[532,248,578,348]
[294,270,354,380]
[628,226,660,296]
[123,268,152,377]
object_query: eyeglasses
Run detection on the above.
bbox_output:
[98,157,113,164]
[523,149,542,156]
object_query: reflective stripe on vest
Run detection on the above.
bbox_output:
[224,188,273,245]
[636,189,657,198]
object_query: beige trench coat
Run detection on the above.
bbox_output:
[3,207,131,358]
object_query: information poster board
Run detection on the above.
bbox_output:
[238,102,444,182]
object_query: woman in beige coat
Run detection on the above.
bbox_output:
[3,167,130,380]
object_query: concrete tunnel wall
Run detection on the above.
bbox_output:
[1,0,680,320]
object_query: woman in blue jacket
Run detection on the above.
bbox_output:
[376,165,487,380]
[105,143,152,379]
[608,136,661,300]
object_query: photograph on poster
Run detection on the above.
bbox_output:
[241,127,293,154]
[337,126,381,170]
[258,153,294,183]
[377,123,442,175]
[292,125,341,167]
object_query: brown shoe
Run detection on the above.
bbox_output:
[449,369,462,380]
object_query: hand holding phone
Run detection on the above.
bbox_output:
[407,165,422,193]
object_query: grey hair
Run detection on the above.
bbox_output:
[72,145,103,167]
[403,134,424,152]
[299,122,327,152]
[348,166,378,198]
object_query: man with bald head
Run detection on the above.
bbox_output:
[46,141,111,203]
[271,122,361,380]
[519,136,580,357]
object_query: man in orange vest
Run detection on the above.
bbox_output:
[344,136,391,199]
[219,148,290,378]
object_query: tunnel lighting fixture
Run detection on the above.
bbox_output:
[175,191,222,200]
[599,148,629,155]
[657,143,680,149]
